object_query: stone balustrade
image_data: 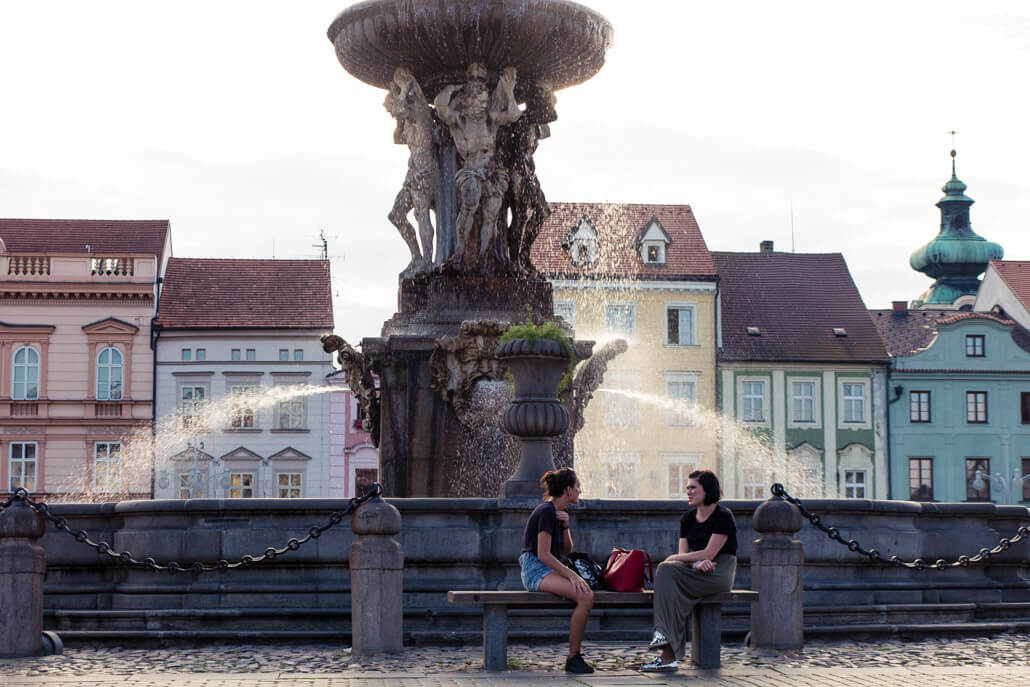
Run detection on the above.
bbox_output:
[1,496,1026,648]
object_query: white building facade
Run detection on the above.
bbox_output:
[152,258,335,499]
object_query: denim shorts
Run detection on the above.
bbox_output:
[519,551,555,591]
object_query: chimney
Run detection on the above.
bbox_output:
[892,300,908,314]
[760,240,774,253]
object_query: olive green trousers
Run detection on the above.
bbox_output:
[652,554,737,659]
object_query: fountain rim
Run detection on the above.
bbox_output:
[327,0,614,94]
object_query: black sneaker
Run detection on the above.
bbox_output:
[565,652,594,674]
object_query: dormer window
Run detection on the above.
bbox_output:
[637,217,671,266]
[564,218,600,267]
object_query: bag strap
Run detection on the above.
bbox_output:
[603,547,630,576]
[644,552,654,585]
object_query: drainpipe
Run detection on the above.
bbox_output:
[885,371,903,500]
[149,276,164,498]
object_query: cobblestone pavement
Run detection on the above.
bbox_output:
[1,634,1028,686]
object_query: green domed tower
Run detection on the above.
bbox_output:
[910,151,1004,307]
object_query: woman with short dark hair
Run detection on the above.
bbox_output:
[519,468,595,674]
[642,469,737,672]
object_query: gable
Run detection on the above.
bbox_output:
[268,446,312,461]
[82,317,140,335]
[221,446,264,462]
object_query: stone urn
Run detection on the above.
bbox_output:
[495,337,571,502]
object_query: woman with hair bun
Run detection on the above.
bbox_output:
[519,467,595,674]
[642,469,737,672]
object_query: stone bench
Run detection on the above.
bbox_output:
[447,589,758,671]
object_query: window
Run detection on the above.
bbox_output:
[965,334,985,357]
[645,243,664,264]
[181,348,191,361]
[96,347,124,401]
[740,380,766,423]
[1021,393,1030,424]
[842,382,866,423]
[604,458,638,498]
[909,458,933,500]
[665,303,696,346]
[180,385,207,428]
[1023,458,1030,502]
[740,468,765,499]
[279,349,289,361]
[231,349,241,361]
[909,391,931,423]
[553,300,575,325]
[178,473,204,499]
[9,442,37,492]
[604,302,636,336]
[293,349,303,361]
[229,385,257,428]
[791,381,816,424]
[355,468,378,498]
[278,397,306,429]
[12,346,40,400]
[664,373,697,426]
[246,349,256,361]
[196,348,206,361]
[966,458,990,501]
[665,455,698,498]
[844,470,866,499]
[966,391,988,423]
[277,472,303,498]
[93,442,122,493]
[229,473,254,498]
[603,372,637,427]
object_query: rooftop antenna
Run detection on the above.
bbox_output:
[272,239,276,259]
[789,195,796,253]
[309,228,343,262]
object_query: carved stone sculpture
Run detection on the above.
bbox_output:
[434,64,522,272]
[428,319,510,419]
[322,335,381,447]
[385,68,440,275]
[569,338,629,435]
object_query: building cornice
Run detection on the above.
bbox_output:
[550,278,717,292]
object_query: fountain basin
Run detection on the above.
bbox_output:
[327,0,613,99]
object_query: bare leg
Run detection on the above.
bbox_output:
[388,190,422,270]
[538,573,594,657]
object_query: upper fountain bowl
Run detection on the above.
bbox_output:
[327,0,613,98]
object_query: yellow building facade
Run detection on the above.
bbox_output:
[532,203,720,499]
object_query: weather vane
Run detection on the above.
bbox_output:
[948,129,959,157]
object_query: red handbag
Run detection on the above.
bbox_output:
[603,547,653,592]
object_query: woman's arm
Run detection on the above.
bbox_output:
[556,509,573,555]
[664,534,728,565]
[536,530,588,591]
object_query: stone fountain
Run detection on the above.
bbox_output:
[323,0,614,498]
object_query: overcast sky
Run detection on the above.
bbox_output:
[2,1,1028,344]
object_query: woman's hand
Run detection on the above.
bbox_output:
[555,510,570,530]
[694,559,717,574]
[568,572,591,594]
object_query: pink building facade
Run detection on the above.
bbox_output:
[327,371,378,497]
[0,219,170,500]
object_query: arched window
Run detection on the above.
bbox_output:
[96,347,123,400]
[12,346,40,400]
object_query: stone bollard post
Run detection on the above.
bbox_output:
[350,497,404,656]
[0,500,47,657]
[750,495,804,650]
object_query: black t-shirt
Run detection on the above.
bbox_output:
[522,501,564,561]
[679,505,737,557]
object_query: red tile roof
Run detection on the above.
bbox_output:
[156,258,333,329]
[990,259,1030,311]
[714,251,888,364]
[869,309,958,357]
[530,203,717,279]
[0,218,169,262]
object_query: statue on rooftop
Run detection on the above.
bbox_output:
[385,67,440,275]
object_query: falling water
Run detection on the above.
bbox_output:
[46,384,341,503]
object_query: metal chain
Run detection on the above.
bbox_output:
[0,483,383,574]
[770,483,1030,570]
